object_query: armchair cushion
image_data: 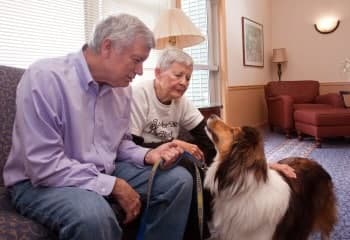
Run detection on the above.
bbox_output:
[293,103,335,110]
[314,93,345,107]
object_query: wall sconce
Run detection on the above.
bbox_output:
[272,48,288,81]
[314,17,340,34]
[153,8,205,49]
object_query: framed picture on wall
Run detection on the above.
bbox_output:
[242,17,264,67]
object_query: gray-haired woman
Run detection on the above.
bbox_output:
[130,48,215,239]
[130,48,216,164]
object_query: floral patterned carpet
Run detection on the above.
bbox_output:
[263,130,350,240]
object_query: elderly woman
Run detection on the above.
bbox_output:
[130,48,296,239]
[130,48,214,240]
[130,48,215,164]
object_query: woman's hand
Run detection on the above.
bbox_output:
[172,139,204,161]
[144,141,184,168]
[269,163,297,178]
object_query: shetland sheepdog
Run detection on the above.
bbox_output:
[204,115,337,240]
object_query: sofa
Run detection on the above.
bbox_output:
[0,65,55,239]
[0,65,142,240]
[264,80,345,138]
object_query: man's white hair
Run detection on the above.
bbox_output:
[88,14,155,53]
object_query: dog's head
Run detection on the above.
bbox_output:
[205,115,267,193]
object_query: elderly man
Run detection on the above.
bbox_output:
[4,14,192,240]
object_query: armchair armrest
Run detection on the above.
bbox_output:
[266,95,295,129]
[315,93,345,108]
[267,95,294,111]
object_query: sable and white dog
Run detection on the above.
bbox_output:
[204,115,337,240]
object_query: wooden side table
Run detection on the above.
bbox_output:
[178,105,222,141]
[198,105,222,119]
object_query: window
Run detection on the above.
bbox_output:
[108,0,220,107]
[0,0,220,106]
[0,0,101,68]
[181,0,219,107]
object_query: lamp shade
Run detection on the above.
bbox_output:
[272,48,288,63]
[153,8,205,49]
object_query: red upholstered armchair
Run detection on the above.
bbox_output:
[264,80,344,138]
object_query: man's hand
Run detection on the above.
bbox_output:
[144,142,184,168]
[269,163,297,178]
[110,178,141,224]
[172,139,204,161]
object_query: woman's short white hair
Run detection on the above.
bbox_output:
[156,48,193,71]
[88,14,155,53]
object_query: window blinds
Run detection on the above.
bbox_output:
[0,0,101,68]
[182,0,210,106]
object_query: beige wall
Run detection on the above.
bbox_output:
[221,0,350,127]
[320,83,350,94]
[226,86,267,127]
[221,0,272,126]
[224,0,272,87]
[271,0,350,82]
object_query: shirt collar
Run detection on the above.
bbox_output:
[75,44,97,92]
[75,45,116,95]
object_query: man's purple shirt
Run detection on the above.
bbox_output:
[3,49,149,196]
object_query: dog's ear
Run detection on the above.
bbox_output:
[234,127,261,167]
[241,126,260,147]
[215,126,267,192]
[215,129,255,192]
[241,126,267,181]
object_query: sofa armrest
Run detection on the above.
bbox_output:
[315,93,345,108]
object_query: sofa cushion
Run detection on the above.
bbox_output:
[0,187,57,240]
[0,210,57,240]
[0,187,14,211]
[0,65,25,186]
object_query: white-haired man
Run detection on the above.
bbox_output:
[4,14,193,240]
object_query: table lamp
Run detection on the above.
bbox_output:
[272,48,288,81]
[153,8,205,49]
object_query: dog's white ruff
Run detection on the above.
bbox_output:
[204,160,291,240]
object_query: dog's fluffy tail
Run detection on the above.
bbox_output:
[276,157,337,239]
[313,177,337,238]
